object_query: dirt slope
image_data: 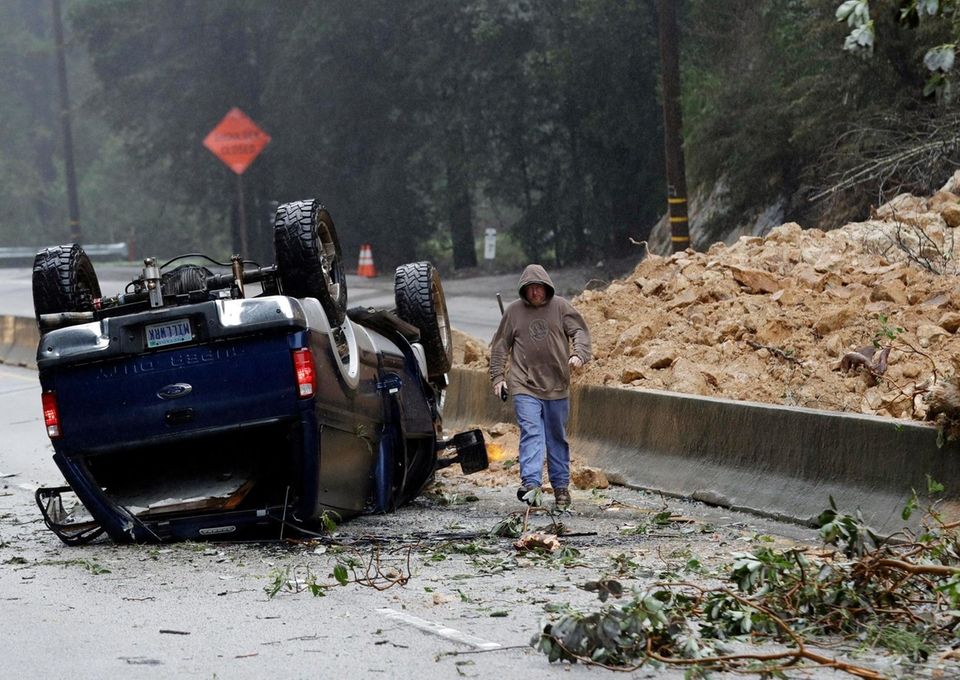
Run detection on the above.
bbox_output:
[456,172,960,425]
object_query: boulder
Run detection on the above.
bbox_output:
[938,312,960,333]
[870,279,908,305]
[939,204,960,228]
[645,347,677,369]
[876,192,928,217]
[667,357,712,396]
[728,266,781,294]
[814,307,855,335]
[929,189,960,210]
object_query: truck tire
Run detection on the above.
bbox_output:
[394,261,452,380]
[274,199,347,326]
[32,244,102,327]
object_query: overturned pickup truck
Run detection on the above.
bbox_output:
[33,199,487,544]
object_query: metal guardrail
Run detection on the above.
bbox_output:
[0,243,129,260]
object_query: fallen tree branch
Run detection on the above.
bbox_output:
[874,557,960,577]
[746,340,804,365]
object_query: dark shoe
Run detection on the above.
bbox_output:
[517,485,542,506]
[554,487,571,510]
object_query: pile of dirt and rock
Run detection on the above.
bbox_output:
[456,172,960,427]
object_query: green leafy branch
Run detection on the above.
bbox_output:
[534,489,960,676]
[263,545,412,598]
[837,0,960,100]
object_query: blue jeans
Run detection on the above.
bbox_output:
[514,394,570,489]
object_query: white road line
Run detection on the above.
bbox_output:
[375,608,501,650]
[0,370,38,382]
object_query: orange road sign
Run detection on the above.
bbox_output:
[203,107,271,175]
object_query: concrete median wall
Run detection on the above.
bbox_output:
[8,314,957,534]
[447,367,960,534]
[0,315,38,369]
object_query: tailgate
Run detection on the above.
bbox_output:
[38,297,308,452]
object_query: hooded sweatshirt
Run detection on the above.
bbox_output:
[489,264,592,400]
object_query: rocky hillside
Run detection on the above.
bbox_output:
[456,172,960,430]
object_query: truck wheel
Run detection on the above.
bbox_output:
[395,261,453,380]
[274,199,347,326]
[32,244,102,327]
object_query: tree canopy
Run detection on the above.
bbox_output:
[61,0,666,269]
[2,1,958,269]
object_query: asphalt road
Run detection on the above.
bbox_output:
[0,264,512,343]
[3,363,895,679]
[2,264,948,677]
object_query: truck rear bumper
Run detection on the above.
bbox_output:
[47,415,314,543]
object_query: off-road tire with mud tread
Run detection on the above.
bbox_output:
[394,261,453,380]
[32,244,102,327]
[274,199,347,326]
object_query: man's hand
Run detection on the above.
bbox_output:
[493,381,507,400]
[568,355,583,369]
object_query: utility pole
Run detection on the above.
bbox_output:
[656,0,689,253]
[52,0,82,244]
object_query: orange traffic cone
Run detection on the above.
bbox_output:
[357,243,377,277]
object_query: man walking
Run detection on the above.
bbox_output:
[489,264,591,509]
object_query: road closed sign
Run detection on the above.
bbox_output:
[203,107,271,174]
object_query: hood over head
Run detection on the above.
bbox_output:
[518,264,555,301]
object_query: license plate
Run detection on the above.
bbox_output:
[145,318,193,348]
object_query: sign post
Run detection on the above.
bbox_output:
[203,108,271,256]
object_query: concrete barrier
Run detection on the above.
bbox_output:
[8,319,958,534]
[0,315,16,365]
[0,242,129,262]
[447,367,960,534]
[0,315,38,369]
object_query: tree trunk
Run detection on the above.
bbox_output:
[446,131,477,270]
[22,1,58,231]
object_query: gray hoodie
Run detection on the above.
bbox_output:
[489,264,591,400]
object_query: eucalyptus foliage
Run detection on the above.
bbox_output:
[534,494,960,675]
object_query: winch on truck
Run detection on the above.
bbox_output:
[31,198,487,544]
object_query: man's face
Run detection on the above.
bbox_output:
[524,283,547,306]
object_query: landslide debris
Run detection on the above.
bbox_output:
[457,172,960,428]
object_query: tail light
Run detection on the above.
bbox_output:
[292,348,317,398]
[41,391,61,438]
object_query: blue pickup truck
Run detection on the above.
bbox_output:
[32,199,487,544]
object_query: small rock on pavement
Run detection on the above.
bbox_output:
[572,466,609,489]
[487,422,512,436]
